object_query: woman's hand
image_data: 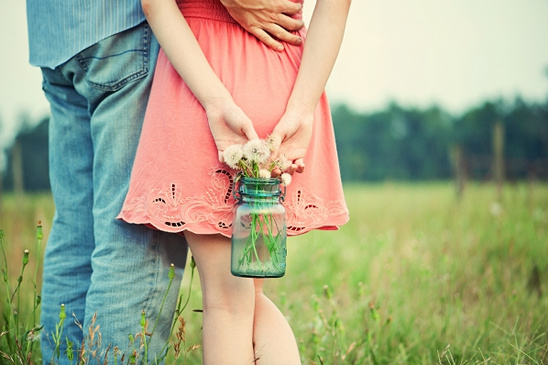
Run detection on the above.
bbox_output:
[269,111,313,174]
[206,101,259,162]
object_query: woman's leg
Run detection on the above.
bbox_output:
[253,279,301,364]
[184,231,256,365]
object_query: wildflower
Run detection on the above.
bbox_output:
[280,173,292,186]
[265,134,277,151]
[23,249,29,266]
[272,156,290,172]
[243,139,270,164]
[223,144,244,169]
[27,330,40,342]
[259,169,271,179]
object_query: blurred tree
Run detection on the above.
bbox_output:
[504,97,548,179]
[3,115,49,192]
[1,97,546,190]
[332,98,547,182]
[452,101,502,180]
[332,102,453,181]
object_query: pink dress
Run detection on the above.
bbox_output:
[118,0,349,238]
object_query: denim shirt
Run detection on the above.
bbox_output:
[26,0,145,69]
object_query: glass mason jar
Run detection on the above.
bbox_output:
[231,176,287,278]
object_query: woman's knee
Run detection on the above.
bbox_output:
[202,275,255,316]
[184,232,256,316]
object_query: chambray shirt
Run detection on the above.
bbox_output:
[26,0,145,69]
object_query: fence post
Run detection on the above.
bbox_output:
[493,121,504,200]
[451,144,466,199]
[12,139,24,196]
[0,156,3,217]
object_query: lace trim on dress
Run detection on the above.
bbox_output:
[122,168,347,234]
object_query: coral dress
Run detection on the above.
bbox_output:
[118,0,349,237]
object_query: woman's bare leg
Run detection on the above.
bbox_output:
[253,279,301,364]
[185,231,256,365]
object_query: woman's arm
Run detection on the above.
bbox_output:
[142,0,258,160]
[270,0,351,172]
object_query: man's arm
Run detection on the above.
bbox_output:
[220,0,304,51]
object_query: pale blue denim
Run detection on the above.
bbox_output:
[39,22,188,364]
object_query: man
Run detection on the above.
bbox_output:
[25,0,304,361]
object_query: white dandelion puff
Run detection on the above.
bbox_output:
[243,139,271,164]
[280,172,292,186]
[223,144,244,169]
[273,156,290,171]
[259,169,271,179]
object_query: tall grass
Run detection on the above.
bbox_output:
[1,183,547,364]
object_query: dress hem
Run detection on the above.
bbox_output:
[116,213,349,239]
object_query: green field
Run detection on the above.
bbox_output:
[1,182,547,364]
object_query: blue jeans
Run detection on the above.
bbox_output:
[40,22,188,363]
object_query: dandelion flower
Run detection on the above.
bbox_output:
[273,156,290,171]
[243,139,271,164]
[259,169,271,179]
[223,144,244,169]
[265,135,277,151]
[280,173,292,186]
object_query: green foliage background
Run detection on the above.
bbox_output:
[2,97,548,191]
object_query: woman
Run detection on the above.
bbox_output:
[119,0,351,363]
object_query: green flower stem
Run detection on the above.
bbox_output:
[25,223,43,356]
[158,257,197,360]
[151,263,175,338]
[141,310,148,363]
[13,249,30,340]
[236,207,283,273]
[263,214,280,266]
[33,224,43,324]
[52,304,67,361]
[0,230,17,352]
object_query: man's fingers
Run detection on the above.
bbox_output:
[250,27,284,51]
[250,17,303,51]
[276,0,303,16]
[259,13,303,46]
[274,15,304,33]
[266,21,303,46]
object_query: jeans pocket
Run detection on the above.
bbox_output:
[76,22,152,92]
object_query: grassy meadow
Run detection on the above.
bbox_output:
[1,182,547,364]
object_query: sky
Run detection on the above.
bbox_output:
[1,0,548,152]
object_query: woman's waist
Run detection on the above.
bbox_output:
[177,0,303,23]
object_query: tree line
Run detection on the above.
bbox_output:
[1,96,547,192]
[333,97,547,182]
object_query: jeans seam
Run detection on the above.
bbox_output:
[75,23,151,92]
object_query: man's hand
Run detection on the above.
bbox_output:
[220,0,305,51]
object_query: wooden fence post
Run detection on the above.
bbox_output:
[0,158,3,218]
[12,139,24,196]
[493,121,504,200]
[451,144,466,199]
